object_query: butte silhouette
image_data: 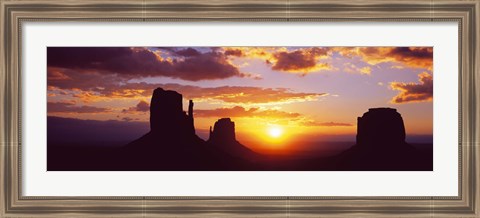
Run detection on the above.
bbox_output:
[208,118,260,161]
[335,108,432,170]
[122,87,257,170]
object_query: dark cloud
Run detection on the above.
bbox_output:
[172,51,244,81]
[389,47,433,59]
[194,106,301,118]
[224,48,244,57]
[270,47,331,73]
[122,100,150,113]
[122,117,134,122]
[48,68,71,81]
[47,47,245,81]
[272,50,317,71]
[390,72,433,103]
[47,67,125,92]
[48,47,171,77]
[135,101,150,111]
[47,71,327,104]
[374,47,433,69]
[48,101,111,113]
[172,48,201,57]
[336,47,433,69]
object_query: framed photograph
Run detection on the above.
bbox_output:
[46,45,434,172]
[1,0,479,217]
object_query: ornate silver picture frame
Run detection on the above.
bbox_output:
[1,0,478,216]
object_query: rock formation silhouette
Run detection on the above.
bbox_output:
[210,118,236,142]
[336,108,431,170]
[149,88,195,136]
[129,88,199,149]
[122,87,251,170]
[208,118,260,161]
[356,108,406,146]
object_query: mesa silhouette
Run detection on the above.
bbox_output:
[333,108,432,170]
[47,87,432,171]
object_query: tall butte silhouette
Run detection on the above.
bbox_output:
[336,108,432,170]
[122,87,252,170]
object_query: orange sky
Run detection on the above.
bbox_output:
[47,47,433,150]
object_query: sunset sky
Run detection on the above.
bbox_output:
[47,47,433,151]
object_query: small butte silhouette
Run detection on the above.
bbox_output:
[47,88,433,171]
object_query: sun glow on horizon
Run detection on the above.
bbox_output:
[267,126,284,138]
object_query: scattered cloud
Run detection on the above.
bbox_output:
[170,50,247,81]
[47,47,246,81]
[301,120,353,127]
[390,65,405,69]
[171,47,201,57]
[121,117,134,122]
[48,68,71,81]
[359,66,372,75]
[387,47,433,69]
[47,47,433,86]
[48,101,111,114]
[390,72,433,103]
[194,106,301,118]
[180,86,326,105]
[122,100,150,113]
[46,47,433,123]
[343,63,372,75]
[224,48,244,57]
[47,73,327,105]
[221,47,333,74]
[335,47,433,70]
[270,48,332,73]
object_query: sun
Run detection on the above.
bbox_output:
[267,126,283,138]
